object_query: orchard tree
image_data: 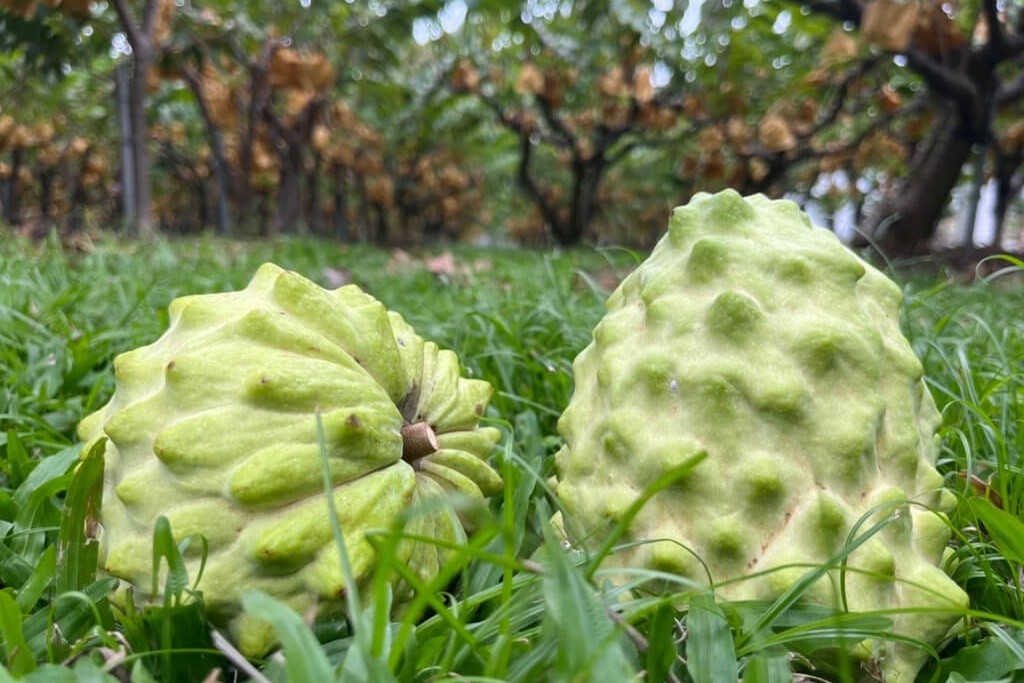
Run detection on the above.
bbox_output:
[440,0,701,246]
[144,0,449,237]
[0,4,118,233]
[668,4,932,230]
[792,0,1024,253]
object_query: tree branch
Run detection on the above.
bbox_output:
[982,0,1007,57]
[140,0,159,44]
[109,0,144,48]
[904,49,977,102]
[799,0,863,23]
[534,93,577,151]
[997,68,1024,106]
[517,134,563,237]
[810,56,882,136]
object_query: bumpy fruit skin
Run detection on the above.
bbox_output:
[77,263,502,656]
[554,191,966,682]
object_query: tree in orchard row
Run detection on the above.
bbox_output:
[437,0,933,248]
[796,0,1024,253]
[442,2,702,246]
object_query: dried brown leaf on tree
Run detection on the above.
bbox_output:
[451,60,480,93]
[821,28,860,68]
[758,115,796,152]
[598,66,629,98]
[726,116,753,151]
[697,126,725,153]
[911,2,966,56]
[515,64,545,96]
[0,0,36,19]
[154,0,175,45]
[365,176,395,206]
[311,125,331,153]
[1000,121,1024,152]
[270,49,335,92]
[633,65,654,103]
[861,0,918,52]
[879,85,903,113]
[748,158,770,183]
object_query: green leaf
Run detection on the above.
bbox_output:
[938,634,1024,680]
[742,650,791,683]
[22,579,118,660]
[14,544,55,612]
[2,431,32,490]
[645,603,680,683]
[0,543,34,589]
[150,516,189,602]
[139,601,222,681]
[13,444,80,507]
[686,592,738,683]
[966,497,1024,565]
[0,589,36,676]
[56,439,104,594]
[241,590,335,683]
[540,524,635,682]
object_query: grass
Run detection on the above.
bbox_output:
[0,234,1022,682]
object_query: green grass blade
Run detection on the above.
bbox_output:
[937,631,1024,680]
[2,431,33,491]
[965,497,1024,564]
[241,590,335,682]
[12,445,80,508]
[14,545,55,613]
[685,591,737,683]
[150,516,189,602]
[540,523,635,682]
[0,589,36,675]
[0,543,35,589]
[56,439,104,593]
[644,603,680,683]
[741,650,791,683]
[22,581,118,660]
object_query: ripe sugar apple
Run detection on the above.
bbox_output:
[553,191,967,682]
[77,263,502,656]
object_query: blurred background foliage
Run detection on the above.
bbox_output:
[2,0,1024,256]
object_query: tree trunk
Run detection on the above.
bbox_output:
[182,65,232,235]
[332,162,349,241]
[39,170,54,224]
[128,47,156,238]
[66,149,88,233]
[373,202,390,244]
[865,112,973,254]
[562,154,606,245]
[240,40,281,233]
[356,172,371,243]
[992,143,1024,251]
[115,61,136,229]
[274,144,303,234]
[110,0,159,238]
[3,148,24,225]
[308,153,322,235]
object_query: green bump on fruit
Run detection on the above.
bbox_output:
[77,263,502,657]
[553,191,966,683]
[705,290,763,341]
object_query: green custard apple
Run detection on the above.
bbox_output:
[553,190,966,682]
[78,263,502,656]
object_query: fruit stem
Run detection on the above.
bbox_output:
[402,422,438,463]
